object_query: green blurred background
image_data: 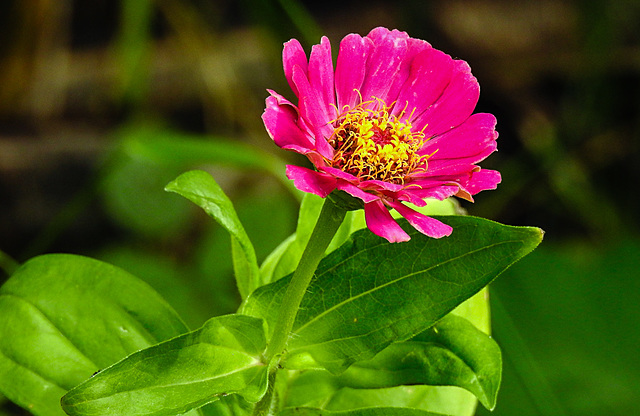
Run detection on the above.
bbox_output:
[0,0,638,415]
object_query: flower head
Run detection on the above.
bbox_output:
[263,27,501,242]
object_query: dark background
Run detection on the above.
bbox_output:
[1,1,639,415]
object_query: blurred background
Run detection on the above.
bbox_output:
[1,0,638,415]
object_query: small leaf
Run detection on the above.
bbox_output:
[278,407,451,416]
[166,170,259,299]
[0,254,190,416]
[243,216,542,373]
[267,194,326,284]
[259,234,297,286]
[61,314,270,416]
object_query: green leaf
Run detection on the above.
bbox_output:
[120,125,287,179]
[166,170,259,299]
[278,407,451,416]
[265,194,326,285]
[243,216,542,373]
[0,254,189,416]
[260,195,460,286]
[283,313,499,412]
[61,314,270,416]
[283,291,490,416]
[200,394,253,416]
[317,386,475,416]
[259,234,297,286]
[337,314,501,410]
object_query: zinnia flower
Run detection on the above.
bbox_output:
[262,27,501,242]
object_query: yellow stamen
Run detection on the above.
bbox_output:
[328,97,429,184]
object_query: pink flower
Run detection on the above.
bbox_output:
[262,27,501,243]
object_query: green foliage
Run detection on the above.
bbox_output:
[242,216,542,374]
[61,314,270,416]
[0,254,190,416]
[166,170,260,299]
[278,408,450,416]
[284,313,500,412]
[0,171,543,416]
[337,314,501,409]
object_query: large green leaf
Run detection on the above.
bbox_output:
[166,170,259,299]
[243,216,542,373]
[61,314,270,416]
[0,254,190,416]
[284,313,499,412]
[278,407,450,416]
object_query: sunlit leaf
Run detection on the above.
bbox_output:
[278,406,451,416]
[243,216,543,373]
[338,314,500,409]
[0,254,190,416]
[62,314,270,416]
[283,313,499,412]
[319,386,475,416]
[166,170,259,299]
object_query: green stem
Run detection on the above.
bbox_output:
[250,370,279,416]
[264,198,346,362]
[252,199,346,416]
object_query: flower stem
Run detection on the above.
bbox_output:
[263,198,347,362]
[252,199,346,416]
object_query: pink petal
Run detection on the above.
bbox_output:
[412,60,480,137]
[286,165,337,197]
[364,199,410,243]
[262,92,315,151]
[420,113,498,161]
[363,28,431,106]
[308,36,337,121]
[359,31,410,105]
[335,33,370,111]
[336,182,378,203]
[319,165,360,183]
[395,189,428,207]
[292,66,335,159]
[359,179,404,193]
[387,200,452,238]
[366,27,399,43]
[392,47,454,124]
[407,36,432,54]
[386,35,431,106]
[283,39,308,97]
[463,169,502,196]
[405,180,461,201]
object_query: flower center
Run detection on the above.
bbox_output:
[329,99,428,184]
